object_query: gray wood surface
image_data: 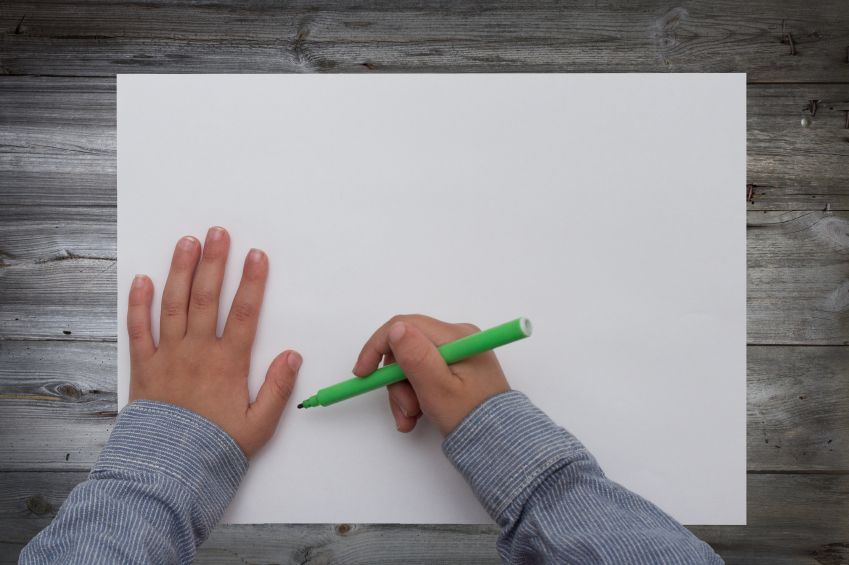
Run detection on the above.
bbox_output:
[2,471,846,564]
[1,1,847,563]
[1,1,849,81]
[3,208,848,344]
[1,341,846,473]
[5,78,849,211]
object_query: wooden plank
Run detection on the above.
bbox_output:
[747,346,849,471]
[1,3,846,563]
[748,85,849,211]
[1,1,849,81]
[1,471,845,564]
[0,257,116,341]
[688,474,849,565]
[0,340,844,472]
[0,207,115,262]
[2,210,847,344]
[3,78,848,209]
[0,78,115,207]
[748,212,849,345]
[0,341,115,472]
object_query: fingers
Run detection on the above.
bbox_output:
[353,315,444,376]
[159,236,201,343]
[352,318,394,377]
[248,350,302,443]
[389,391,419,432]
[223,249,268,351]
[382,350,395,368]
[353,315,469,377]
[127,274,155,361]
[187,227,230,337]
[385,321,454,396]
[387,380,420,432]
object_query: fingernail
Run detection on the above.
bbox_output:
[178,236,196,250]
[388,322,406,344]
[208,226,226,241]
[389,389,411,417]
[248,248,264,263]
[288,351,302,372]
[132,274,146,288]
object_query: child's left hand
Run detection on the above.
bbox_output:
[126,226,301,457]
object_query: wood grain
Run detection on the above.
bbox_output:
[2,1,848,561]
[0,206,115,262]
[0,341,845,472]
[0,341,115,472]
[0,258,116,341]
[748,85,849,211]
[1,1,849,81]
[0,78,114,207]
[3,78,849,210]
[748,212,849,345]
[1,471,845,564]
[3,210,847,343]
[746,345,849,471]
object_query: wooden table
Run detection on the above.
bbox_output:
[1,2,847,563]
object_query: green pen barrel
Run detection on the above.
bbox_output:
[305,317,532,408]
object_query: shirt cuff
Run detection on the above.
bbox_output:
[442,390,590,521]
[92,400,248,528]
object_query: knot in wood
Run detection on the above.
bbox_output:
[26,495,54,516]
[56,382,81,400]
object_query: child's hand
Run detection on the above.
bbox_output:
[126,227,301,457]
[353,314,510,436]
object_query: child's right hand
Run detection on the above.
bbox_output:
[352,315,511,436]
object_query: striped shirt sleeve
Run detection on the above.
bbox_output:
[19,400,248,565]
[442,390,724,564]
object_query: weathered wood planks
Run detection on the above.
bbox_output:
[1,1,848,81]
[1,471,845,564]
[3,209,847,343]
[1,0,848,562]
[0,341,115,472]
[747,211,849,345]
[747,85,849,211]
[3,79,848,210]
[1,341,845,473]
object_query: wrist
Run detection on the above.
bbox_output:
[442,390,590,521]
[93,400,248,534]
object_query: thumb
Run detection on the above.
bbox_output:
[249,350,301,438]
[388,321,453,395]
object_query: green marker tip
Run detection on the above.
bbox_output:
[297,395,320,410]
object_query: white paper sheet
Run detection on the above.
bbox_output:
[117,74,746,525]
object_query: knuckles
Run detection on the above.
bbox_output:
[230,301,256,323]
[190,289,216,310]
[387,313,415,326]
[384,314,480,340]
[161,300,184,318]
[398,341,431,368]
[271,374,295,400]
[127,322,149,342]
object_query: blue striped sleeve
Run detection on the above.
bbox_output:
[442,390,723,564]
[19,400,248,565]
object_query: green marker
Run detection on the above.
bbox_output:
[297,317,532,409]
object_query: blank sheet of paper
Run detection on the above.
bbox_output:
[117,74,746,525]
